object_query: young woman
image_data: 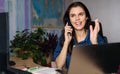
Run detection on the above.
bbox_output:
[53,1,105,69]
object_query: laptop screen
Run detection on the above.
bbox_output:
[68,43,120,74]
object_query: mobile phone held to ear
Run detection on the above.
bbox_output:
[65,18,72,36]
[65,18,72,26]
[67,20,72,36]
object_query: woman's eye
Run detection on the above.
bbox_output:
[70,14,75,17]
[79,13,83,16]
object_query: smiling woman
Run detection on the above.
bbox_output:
[53,1,105,70]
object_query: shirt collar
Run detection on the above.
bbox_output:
[74,29,90,45]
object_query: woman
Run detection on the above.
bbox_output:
[53,1,105,69]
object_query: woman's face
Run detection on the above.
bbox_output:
[69,6,87,31]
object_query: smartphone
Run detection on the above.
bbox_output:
[67,20,72,36]
[64,18,72,26]
[65,18,72,36]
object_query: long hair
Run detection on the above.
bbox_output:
[60,2,92,55]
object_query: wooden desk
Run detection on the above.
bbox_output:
[10,56,41,70]
[10,56,70,74]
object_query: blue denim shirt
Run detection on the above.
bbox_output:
[53,30,105,69]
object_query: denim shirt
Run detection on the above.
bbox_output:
[53,30,105,69]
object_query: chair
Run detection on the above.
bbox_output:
[99,22,108,43]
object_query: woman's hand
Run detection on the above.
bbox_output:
[64,23,73,44]
[55,23,73,69]
[90,19,100,44]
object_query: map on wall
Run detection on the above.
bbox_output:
[32,0,64,29]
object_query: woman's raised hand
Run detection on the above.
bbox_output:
[90,19,100,44]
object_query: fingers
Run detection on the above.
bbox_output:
[65,23,73,34]
[90,25,93,33]
[94,19,100,32]
[90,19,100,33]
[64,23,73,43]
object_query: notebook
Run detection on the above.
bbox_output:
[68,43,120,74]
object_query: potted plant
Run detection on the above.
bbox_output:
[10,27,58,67]
[10,29,32,60]
[33,32,58,66]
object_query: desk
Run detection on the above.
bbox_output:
[10,56,68,74]
[10,56,41,70]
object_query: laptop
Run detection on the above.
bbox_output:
[68,43,120,74]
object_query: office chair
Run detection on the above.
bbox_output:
[99,22,108,43]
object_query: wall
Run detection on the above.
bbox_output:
[0,0,8,12]
[1,0,73,40]
[2,0,120,43]
[0,0,32,40]
[74,0,120,43]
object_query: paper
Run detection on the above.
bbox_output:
[30,67,57,74]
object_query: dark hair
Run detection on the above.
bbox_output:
[60,1,92,54]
